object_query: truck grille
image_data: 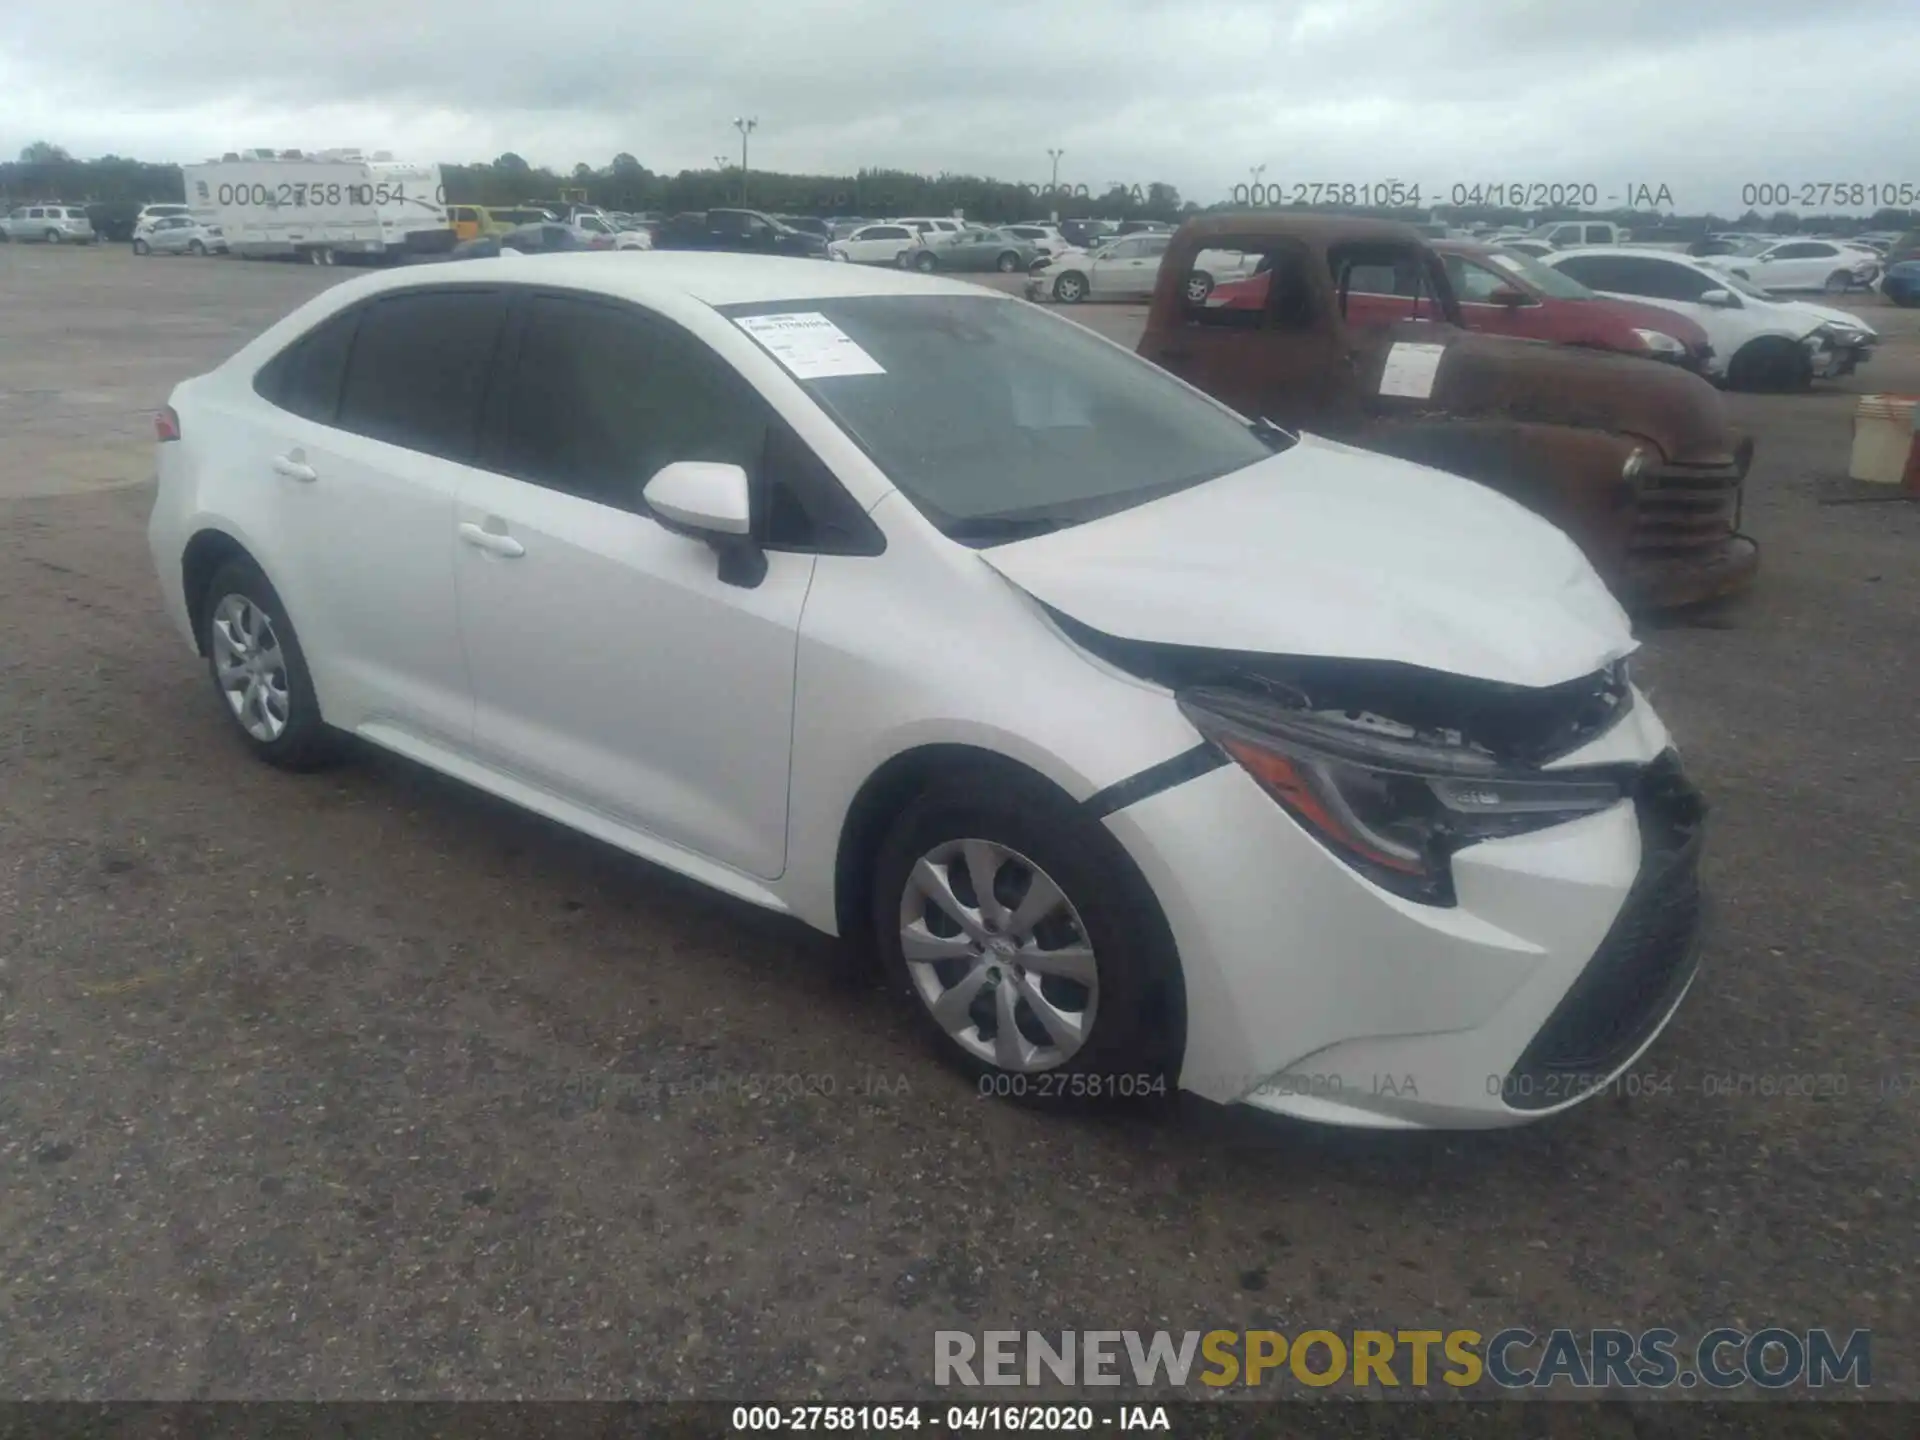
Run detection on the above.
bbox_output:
[1630,446,1751,559]
[1503,753,1706,1109]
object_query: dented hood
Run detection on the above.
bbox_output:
[980,433,1636,690]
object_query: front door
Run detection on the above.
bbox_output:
[454,291,812,880]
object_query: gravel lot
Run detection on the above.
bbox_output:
[1,243,1916,1402]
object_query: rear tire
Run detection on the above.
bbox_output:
[913,249,938,273]
[201,558,343,772]
[871,766,1184,1103]
[45,229,62,244]
[1823,270,1852,294]
[995,251,1020,273]
[1052,271,1088,303]
[132,238,149,256]
[187,239,206,256]
[1185,270,1215,304]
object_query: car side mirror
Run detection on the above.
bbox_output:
[642,461,767,588]
[1486,286,1528,307]
[1699,288,1739,309]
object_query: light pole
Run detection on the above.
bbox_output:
[713,156,729,202]
[733,116,758,205]
[1046,148,1064,221]
[1249,163,1266,205]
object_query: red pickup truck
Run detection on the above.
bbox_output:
[1207,238,1714,371]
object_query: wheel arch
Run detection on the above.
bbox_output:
[831,743,1188,1061]
[834,744,1069,947]
[180,527,269,655]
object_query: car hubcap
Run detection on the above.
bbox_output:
[1187,278,1209,302]
[210,594,291,743]
[899,839,1098,1072]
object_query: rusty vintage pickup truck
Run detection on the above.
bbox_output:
[1136,214,1759,609]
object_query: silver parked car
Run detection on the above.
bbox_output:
[132,216,227,256]
[0,204,97,244]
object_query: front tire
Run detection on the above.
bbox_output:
[995,251,1020,273]
[912,249,938,273]
[1052,271,1088,303]
[45,229,62,244]
[132,238,149,255]
[201,558,341,771]
[1823,270,1852,294]
[1185,270,1215,304]
[872,768,1183,1099]
[187,239,206,256]
[1727,336,1812,393]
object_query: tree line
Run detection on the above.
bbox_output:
[5,142,1915,238]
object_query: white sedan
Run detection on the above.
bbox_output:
[132,216,227,256]
[1026,237,1258,304]
[148,254,1704,1130]
[828,223,923,266]
[1540,247,1877,389]
[1704,238,1880,294]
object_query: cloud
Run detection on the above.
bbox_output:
[1,0,1913,212]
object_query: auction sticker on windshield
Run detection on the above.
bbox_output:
[1378,341,1446,399]
[734,312,885,379]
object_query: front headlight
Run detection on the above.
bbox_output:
[1631,327,1686,358]
[1179,689,1630,906]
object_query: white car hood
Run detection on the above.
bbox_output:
[979,433,1636,690]
[1786,298,1874,333]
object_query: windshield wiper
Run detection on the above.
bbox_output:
[1251,415,1299,451]
[944,513,1077,543]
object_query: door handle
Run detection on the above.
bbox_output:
[458,521,525,558]
[272,454,317,483]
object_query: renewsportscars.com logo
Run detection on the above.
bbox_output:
[934,1328,1872,1391]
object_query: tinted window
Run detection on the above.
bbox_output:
[1623,257,1714,301]
[254,307,361,423]
[336,290,507,459]
[1584,225,1614,243]
[491,294,869,551]
[1553,255,1638,292]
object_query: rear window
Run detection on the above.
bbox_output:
[254,307,361,422]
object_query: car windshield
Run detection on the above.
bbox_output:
[720,294,1273,543]
[1484,249,1596,299]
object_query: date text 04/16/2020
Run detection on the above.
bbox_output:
[1228,181,1677,209]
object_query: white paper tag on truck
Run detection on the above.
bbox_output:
[1378,341,1447,399]
[734,312,885,379]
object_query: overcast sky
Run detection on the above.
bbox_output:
[3,0,1914,213]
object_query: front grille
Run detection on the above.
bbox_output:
[1630,448,1750,558]
[1504,753,1706,1109]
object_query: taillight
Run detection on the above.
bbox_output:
[156,406,180,442]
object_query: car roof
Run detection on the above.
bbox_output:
[1173,212,1430,248]
[1547,246,1699,263]
[330,251,998,308]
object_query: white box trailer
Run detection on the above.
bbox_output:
[182,150,454,264]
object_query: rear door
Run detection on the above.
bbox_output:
[453,292,817,879]
[251,287,507,745]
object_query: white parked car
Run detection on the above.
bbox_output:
[1002,223,1069,256]
[1025,232,1172,302]
[132,216,228,256]
[1531,220,1630,249]
[132,203,195,240]
[1540,247,1877,389]
[828,222,924,266]
[890,217,965,242]
[1702,238,1881,294]
[0,204,96,243]
[148,254,1706,1131]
